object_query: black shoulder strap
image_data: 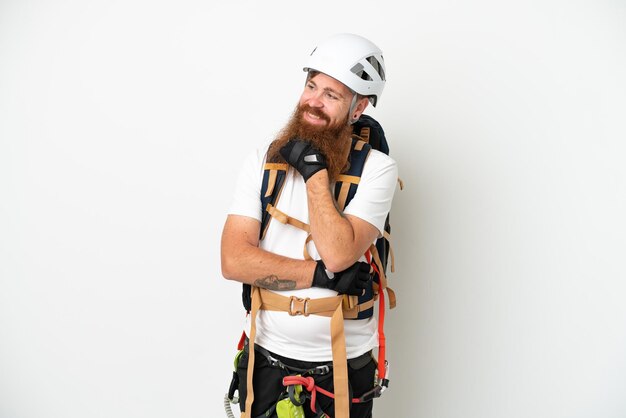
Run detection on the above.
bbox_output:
[242,161,289,313]
[259,163,289,240]
[352,114,389,155]
[335,137,391,275]
[334,137,372,211]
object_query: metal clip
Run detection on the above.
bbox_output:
[312,364,331,375]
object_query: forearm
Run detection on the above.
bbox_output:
[221,238,317,290]
[306,171,362,271]
[277,138,383,272]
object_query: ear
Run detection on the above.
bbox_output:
[351,97,370,121]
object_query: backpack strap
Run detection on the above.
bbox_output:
[334,137,370,212]
[335,137,393,320]
[259,162,289,240]
[242,162,290,314]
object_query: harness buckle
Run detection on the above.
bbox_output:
[289,296,310,316]
[267,355,281,368]
[312,364,331,375]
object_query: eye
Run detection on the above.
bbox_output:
[325,92,338,100]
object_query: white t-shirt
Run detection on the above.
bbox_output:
[228,141,398,361]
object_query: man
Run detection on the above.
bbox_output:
[221,33,398,418]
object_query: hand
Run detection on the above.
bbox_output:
[312,260,371,296]
[279,138,327,182]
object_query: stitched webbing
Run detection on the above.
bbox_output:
[263,163,289,198]
[335,174,361,184]
[369,243,396,310]
[265,204,314,260]
[243,287,260,417]
[265,170,278,197]
[357,127,370,144]
[266,204,310,233]
[334,174,361,213]
[383,230,396,273]
[336,182,351,212]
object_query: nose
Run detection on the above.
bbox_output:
[306,91,324,108]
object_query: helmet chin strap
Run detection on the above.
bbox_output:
[348,93,359,125]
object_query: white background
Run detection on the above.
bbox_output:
[1,1,625,417]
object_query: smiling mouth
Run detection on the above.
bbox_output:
[304,111,330,125]
[299,104,330,124]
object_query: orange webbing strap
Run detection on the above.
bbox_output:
[265,204,310,233]
[334,174,361,212]
[245,288,351,418]
[358,127,371,144]
[264,167,279,197]
[376,280,387,380]
[341,295,376,319]
[368,244,387,294]
[335,174,362,185]
[303,234,314,261]
[330,301,350,417]
[351,136,368,150]
[263,163,289,194]
[259,288,342,317]
[366,244,396,380]
[368,243,397,309]
[383,230,396,274]
[264,162,290,171]
[265,204,316,261]
[334,138,368,212]
[243,287,261,418]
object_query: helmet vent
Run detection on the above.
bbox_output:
[350,63,368,80]
[367,56,385,81]
[350,56,386,82]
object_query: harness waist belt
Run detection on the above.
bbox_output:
[244,287,351,418]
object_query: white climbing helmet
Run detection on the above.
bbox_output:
[303,33,386,106]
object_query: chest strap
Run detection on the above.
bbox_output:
[265,203,315,261]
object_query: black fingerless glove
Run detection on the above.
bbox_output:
[279,138,328,182]
[312,260,371,296]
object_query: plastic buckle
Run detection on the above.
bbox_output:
[289,296,310,316]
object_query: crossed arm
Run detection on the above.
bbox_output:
[220,170,379,288]
[305,170,379,272]
[220,214,317,289]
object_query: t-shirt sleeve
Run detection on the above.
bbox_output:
[227,146,266,221]
[343,150,399,236]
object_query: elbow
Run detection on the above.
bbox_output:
[321,254,357,273]
[221,265,234,281]
[220,253,239,281]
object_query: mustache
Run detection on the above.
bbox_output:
[266,103,353,181]
[298,104,331,123]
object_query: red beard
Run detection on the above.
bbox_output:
[267,104,353,182]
